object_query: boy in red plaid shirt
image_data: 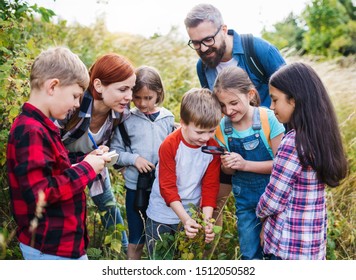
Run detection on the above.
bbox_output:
[7,47,111,260]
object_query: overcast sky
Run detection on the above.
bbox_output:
[29,0,308,39]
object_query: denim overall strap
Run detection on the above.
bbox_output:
[225,107,261,138]
[252,107,261,130]
[224,117,233,137]
[227,107,272,260]
[228,107,271,184]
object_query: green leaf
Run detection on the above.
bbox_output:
[110,239,122,253]
[213,225,222,234]
[9,107,19,118]
[104,235,112,245]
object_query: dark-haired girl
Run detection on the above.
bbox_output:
[256,62,348,260]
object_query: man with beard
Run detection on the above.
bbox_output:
[184,3,286,108]
[184,3,286,259]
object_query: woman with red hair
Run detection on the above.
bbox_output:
[55,53,136,254]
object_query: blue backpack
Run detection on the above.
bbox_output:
[197,33,268,86]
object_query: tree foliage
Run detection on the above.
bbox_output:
[261,12,306,54]
[262,0,356,57]
[303,0,353,56]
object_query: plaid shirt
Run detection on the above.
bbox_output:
[56,90,128,149]
[7,103,97,258]
[55,91,129,195]
[256,130,327,260]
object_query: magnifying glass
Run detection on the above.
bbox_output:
[201,146,229,155]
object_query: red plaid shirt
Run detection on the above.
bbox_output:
[7,103,97,258]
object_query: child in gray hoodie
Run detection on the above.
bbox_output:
[111,66,175,259]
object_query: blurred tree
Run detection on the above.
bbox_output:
[339,0,356,20]
[261,12,306,54]
[302,0,355,57]
[262,0,355,57]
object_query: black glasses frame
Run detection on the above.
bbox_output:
[187,25,222,50]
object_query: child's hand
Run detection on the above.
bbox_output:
[83,153,110,174]
[221,152,246,171]
[183,217,202,239]
[98,145,109,154]
[203,222,215,243]
[88,145,109,156]
[134,156,155,173]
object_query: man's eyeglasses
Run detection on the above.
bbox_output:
[188,25,222,50]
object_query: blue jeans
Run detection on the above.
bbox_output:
[90,170,128,249]
[232,182,266,260]
[125,188,145,244]
[265,254,283,260]
[20,243,88,260]
[145,217,179,260]
[226,110,272,260]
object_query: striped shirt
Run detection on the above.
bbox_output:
[256,129,327,260]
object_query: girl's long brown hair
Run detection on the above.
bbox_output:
[270,62,348,187]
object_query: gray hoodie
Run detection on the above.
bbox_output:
[110,107,175,190]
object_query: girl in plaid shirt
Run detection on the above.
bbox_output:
[256,62,348,260]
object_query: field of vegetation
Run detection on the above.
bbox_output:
[0,0,355,260]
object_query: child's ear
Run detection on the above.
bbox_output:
[248,88,257,100]
[45,79,59,95]
[179,119,187,129]
[248,88,260,106]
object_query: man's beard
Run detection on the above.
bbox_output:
[198,40,226,68]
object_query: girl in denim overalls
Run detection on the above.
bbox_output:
[212,66,285,259]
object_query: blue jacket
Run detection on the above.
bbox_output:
[197,29,286,107]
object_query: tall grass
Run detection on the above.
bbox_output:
[327,86,356,260]
[307,56,356,259]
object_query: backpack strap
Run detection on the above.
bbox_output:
[197,59,209,88]
[118,122,132,153]
[113,122,132,170]
[241,34,268,84]
[215,109,271,148]
[215,125,226,146]
[214,116,233,147]
[259,107,271,147]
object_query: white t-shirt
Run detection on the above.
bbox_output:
[146,128,220,224]
[216,57,238,74]
[66,117,110,153]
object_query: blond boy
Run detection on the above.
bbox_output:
[7,47,110,260]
